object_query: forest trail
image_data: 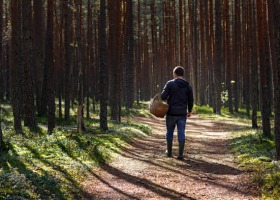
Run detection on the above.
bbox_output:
[82,115,259,200]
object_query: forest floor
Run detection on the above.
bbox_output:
[81,115,259,200]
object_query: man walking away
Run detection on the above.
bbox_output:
[161,66,194,160]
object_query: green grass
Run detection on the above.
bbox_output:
[0,102,151,200]
[1,101,279,199]
[194,104,263,124]
[230,130,279,199]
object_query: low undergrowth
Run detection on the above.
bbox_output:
[0,102,151,200]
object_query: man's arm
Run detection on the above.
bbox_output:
[188,85,194,112]
[161,82,170,100]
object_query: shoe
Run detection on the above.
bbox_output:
[165,140,172,157]
[177,142,185,160]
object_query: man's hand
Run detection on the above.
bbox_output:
[187,112,192,118]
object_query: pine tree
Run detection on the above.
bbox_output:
[99,0,108,131]
[22,0,37,127]
[11,0,23,132]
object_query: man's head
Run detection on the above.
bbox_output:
[173,66,184,78]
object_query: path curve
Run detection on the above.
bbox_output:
[82,115,259,200]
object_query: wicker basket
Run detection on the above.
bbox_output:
[149,94,169,118]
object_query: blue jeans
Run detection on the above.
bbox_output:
[166,114,187,142]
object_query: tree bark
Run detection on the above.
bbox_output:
[214,0,222,114]
[242,1,251,117]
[99,0,108,131]
[64,0,73,121]
[0,117,3,155]
[267,0,280,159]
[109,0,122,122]
[199,0,206,106]
[136,0,141,105]
[42,0,55,133]
[0,0,3,100]
[225,0,233,113]
[86,0,93,119]
[75,0,85,133]
[22,0,37,127]
[189,0,198,101]
[208,0,214,108]
[257,0,271,138]
[125,0,134,110]
[11,0,23,132]
[233,0,241,113]
[0,0,2,153]
[33,0,44,116]
[250,0,259,129]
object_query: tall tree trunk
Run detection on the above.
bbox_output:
[0,116,3,155]
[125,0,134,110]
[242,1,251,117]
[257,0,271,138]
[207,0,214,107]
[250,0,259,129]
[33,0,44,116]
[42,0,55,133]
[267,0,280,159]
[189,0,198,101]
[225,0,233,113]
[87,0,93,119]
[75,0,85,133]
[22,0,37,127]
[263,0,273,116]
[0,0,3,100]
[214,0,222,114]
[136,0,141,105]
[179,0,183,67]
[233,0,241,113]
[93,17,99,107]
[109,0,121,122]
[199,0,206,106]
[99,0,108,131]
[4,9,10,101]
[11,0,23,132]
[55,1,64,119]
[64,0,72,121]
[0,82,3,154]
[0,117,4,155]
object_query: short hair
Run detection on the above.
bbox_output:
[173,66,184,76]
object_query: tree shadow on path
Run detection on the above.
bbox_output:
[83,115,258,200]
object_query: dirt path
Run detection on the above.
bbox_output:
[82,115,259,200]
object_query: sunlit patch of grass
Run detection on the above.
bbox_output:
[193,105,214,116]
[0,101,151,199]
[231,130,275,162]
[230,130,279,199]
[1,123,150,199]
[121,101,153,118]
[194,105,262,126]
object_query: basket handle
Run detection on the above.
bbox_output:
[153,93,161,101]
[149,94,161,112]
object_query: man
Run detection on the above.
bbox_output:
[161,66,194,160]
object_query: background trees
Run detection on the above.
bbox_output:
[0,0,279,158]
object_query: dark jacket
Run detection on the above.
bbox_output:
[161,78,194,116]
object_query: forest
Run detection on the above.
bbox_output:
[0,0,280,199]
